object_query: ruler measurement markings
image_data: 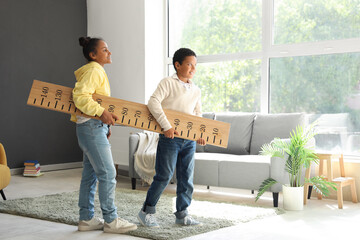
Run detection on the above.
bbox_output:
[27,80,230,147]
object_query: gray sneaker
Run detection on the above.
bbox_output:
[137,210,160,228]
[175,216,203,226]
[78,217,104,231]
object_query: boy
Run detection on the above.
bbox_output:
[137,48,206,227]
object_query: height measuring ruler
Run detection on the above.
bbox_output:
[27,80,230,148]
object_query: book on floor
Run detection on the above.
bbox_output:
[23,160,43,177]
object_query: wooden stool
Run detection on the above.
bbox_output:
[304,153,358,209]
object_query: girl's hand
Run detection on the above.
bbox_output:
[107,127,111,139]
[100,110,119,125]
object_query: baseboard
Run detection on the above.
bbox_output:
[11,162,130,176]
[10,162,83,175]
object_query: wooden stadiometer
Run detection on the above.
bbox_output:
[27,80,230,148]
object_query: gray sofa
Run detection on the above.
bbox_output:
[129,112,305,207]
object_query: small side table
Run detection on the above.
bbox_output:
[304,153,358,209]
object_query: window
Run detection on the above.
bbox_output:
[167,0,360,156]
[270,53,360,155]
[169,59,261,112]
[168,0,262,56]
[274,0,360,44]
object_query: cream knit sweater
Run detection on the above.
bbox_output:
[147,74,202,131]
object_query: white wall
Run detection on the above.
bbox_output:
[144,0,166,101]
[87,0,165,168]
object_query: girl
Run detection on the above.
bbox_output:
[73,37,137,234]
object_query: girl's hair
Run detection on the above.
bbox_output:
[79,37,103,61]
[172,48,196,71]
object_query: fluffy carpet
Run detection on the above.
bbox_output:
[0,188,283,239]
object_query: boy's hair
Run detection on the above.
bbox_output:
[172,48,197,71]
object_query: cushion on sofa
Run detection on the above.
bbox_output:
[205,112,255,155]
[218,155,271,189]
[194,153,219,186]
[249,113,305,155]
[196,112,216,153]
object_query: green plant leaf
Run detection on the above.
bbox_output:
[255,178,277,202]
[306,176,337,197]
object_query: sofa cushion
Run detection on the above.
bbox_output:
[250,113,305,155]
[218,155,271,189]
[196,112,216,153]
[194,153,219,186]
[205,112,255,155]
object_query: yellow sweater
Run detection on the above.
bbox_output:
[70,61,111,122]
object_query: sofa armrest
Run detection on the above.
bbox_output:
[0,143,7,166]
[129,133,140,178]
[269,155,289,192]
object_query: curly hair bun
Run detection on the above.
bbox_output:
[79,37,91,47]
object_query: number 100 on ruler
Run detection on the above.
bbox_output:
[27,80,230,148]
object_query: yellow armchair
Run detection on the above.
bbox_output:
[0,143,11,200]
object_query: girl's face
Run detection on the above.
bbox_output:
[175,56,197,82]
[90,40,112,66]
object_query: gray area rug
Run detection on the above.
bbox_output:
[0,188,283,240]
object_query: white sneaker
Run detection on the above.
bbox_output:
[104,217,138,234]
[78,217,104,231]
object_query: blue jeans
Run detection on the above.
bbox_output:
[142,134,196,219]
[76,119,117,223]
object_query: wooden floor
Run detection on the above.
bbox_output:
[1,168,359,240]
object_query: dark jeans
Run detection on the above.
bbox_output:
[142,134,196,219]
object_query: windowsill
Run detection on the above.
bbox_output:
[343,155,360,163]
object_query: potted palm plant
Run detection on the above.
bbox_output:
[255,123,337,210]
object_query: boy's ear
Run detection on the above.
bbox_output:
[175,61,180,70]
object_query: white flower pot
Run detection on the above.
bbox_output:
[282,184,304,211]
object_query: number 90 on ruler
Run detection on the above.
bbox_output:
[27,80,230,148]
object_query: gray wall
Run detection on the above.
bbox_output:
[0,0,87,169]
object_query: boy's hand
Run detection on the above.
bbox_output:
[100,110,119,126]
[197,138,206,146]
[164,128,179,139]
